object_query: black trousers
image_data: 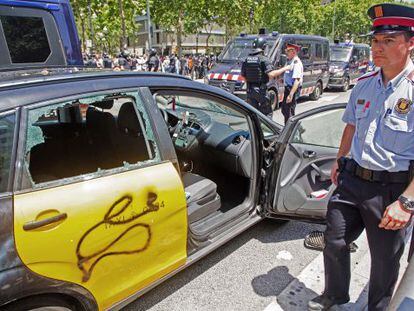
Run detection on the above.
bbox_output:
[324,170,410,310]
[281,85,300,124]
[246,84,272,116]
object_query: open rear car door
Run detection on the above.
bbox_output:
[265,103,347,222]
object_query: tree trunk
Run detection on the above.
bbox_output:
[118,0,127,50]
[80,18,86,52]
[177,11,184,57]
[205,25,212,51]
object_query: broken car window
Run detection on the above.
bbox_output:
[24,92,160,187]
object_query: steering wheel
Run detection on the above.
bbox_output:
[160,108,169,123]
[160,108,177,135]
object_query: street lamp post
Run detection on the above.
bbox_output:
[331,0,336,40]
[87,0,95,51]
[146,0,152,50]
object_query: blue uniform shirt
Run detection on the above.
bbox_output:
[342,60,414,172]
[284,56,303,87]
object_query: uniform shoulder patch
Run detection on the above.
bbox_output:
[293,60,298,64]
[357,70,380,83]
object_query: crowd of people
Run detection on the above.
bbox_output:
[83,49,218,80]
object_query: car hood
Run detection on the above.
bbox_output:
[208,62,243,76]
[329,61,348,70]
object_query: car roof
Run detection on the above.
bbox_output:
[330,42,370,48]
[0,69,250,113]
[234,33,329,42]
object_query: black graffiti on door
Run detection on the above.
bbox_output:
[76,192,163,282]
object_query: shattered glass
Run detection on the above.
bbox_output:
[24,91,161,188]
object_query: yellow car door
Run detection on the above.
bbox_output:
[13,92,188,310]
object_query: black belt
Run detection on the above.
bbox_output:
[343,159,409,184]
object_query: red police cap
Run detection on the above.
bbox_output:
[367,3,414,35]
[286,43,301,52]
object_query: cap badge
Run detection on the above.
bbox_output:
[395,98,412,114]
[374,6,384,18]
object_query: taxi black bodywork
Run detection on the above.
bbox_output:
[0,70,346,310]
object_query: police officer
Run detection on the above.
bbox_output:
[102,53,112,69]
[268,43,303,124]
[241,37,274,117]
[308,3,414,311]
[147,48,159,72]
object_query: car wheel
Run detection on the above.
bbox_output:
[3,296,84,311]
[268,88,279,111]
[341,77,350,92]
[309,81,322,101]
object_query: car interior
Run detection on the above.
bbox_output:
[24,91,256,247]
[153,92,255,243]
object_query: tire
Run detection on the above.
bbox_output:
[3,295,84,311]
[268,88,279,111]
[309,81,322,101]
[341,77,350,92]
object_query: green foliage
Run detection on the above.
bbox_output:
[72,0,405,53]
[72,0,145,53]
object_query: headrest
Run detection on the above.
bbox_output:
[57,104,82,124]
[93,99,114,110]
[118,102,141,135]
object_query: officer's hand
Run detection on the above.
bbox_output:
[379,201,411,230]
[331,161,339,186]
[287,94,293,104]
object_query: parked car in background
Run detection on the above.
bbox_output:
[328,42,371,91]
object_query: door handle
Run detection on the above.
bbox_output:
[23,213,67,231]
[310,163,331,181]
[303,150,316,159]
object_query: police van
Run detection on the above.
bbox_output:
[328,42,371,91]
[206,31,330,110]
[0,0,83,69]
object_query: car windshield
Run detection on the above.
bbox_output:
[158,94,239,116]
[330,47,352,62]
[221,38,275,61]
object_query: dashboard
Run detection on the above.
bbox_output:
[164,108,253,178]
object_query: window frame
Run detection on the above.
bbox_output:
[0,108,19,196]
[14,88,166,194]
[0,5,66,68]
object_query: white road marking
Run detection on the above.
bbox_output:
[263,300,284,311]
[319,95,339,102]
[276,250,293,261]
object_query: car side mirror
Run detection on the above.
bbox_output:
[279,54,287,67]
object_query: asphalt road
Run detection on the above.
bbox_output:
[123,88,352,311]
